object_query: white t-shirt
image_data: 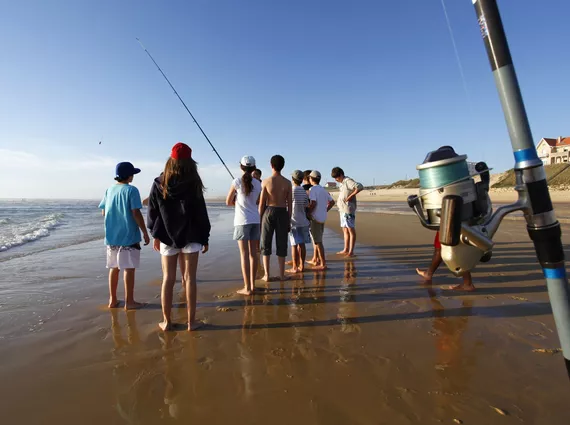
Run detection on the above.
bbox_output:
[309,185,333,223]
[233,177,261,226]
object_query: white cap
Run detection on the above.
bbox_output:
[240,155,256,167]
[309,170,321,179]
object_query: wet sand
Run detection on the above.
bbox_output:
[1,209,570,424]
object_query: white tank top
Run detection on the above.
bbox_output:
[233,177,261,226]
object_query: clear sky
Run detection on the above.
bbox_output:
[1,0,568,199]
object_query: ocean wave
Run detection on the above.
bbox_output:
[0,218,11,225]
[0,213,65,252]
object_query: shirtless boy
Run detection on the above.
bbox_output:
[259,155,293,281]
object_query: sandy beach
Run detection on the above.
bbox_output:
[0,201,569,424]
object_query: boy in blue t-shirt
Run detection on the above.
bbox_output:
[99,162,150,309]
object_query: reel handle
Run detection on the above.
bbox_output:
[440,195,463,246]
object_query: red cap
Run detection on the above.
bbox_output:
[171,142,192,160]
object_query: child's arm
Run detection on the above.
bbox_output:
[132,209,150,245]
[226,184,236,206]
[345,179,364,203]
[259,183,268,217]
[326,200,335,212]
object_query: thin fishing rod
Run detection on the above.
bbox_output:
[471,0,570,378]
[136,38,235,180]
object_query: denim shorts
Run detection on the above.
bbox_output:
[233,224,260,241]
[289,226,311,246]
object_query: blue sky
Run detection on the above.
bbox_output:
[0,0,568,199]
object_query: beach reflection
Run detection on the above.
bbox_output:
[427,289,476,418]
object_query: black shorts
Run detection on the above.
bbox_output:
[260,207,289,257]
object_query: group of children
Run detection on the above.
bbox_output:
[100,142,470,333]
[226,155,344,295]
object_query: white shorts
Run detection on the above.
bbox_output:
[106,245,141,269]
[160,242,202,256]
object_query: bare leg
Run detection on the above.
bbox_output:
[299,244,307,272]
[237,241,252,295]
[124,269,143,310]
[313,243,328,270]
[337,228,349,254]
[248,240,258,292]
[179,255,187,292]
[287,244,300,273]
[181,252,203,330]
[416,248,442,284]
[159,255,178,330]
[108,268,120,308]
[262,255,272,282]
[278,256,289,281]
[346,227,357,257]
[308,241,318,265]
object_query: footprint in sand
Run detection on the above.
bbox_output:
[511,296,529,301]
[216,306,235,312]
[532,348,562,354]
[197,356,214,370]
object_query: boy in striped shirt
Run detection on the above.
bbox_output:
[287,170,312,273]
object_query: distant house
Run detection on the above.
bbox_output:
[537,137,570,165]
[325,182,337,189]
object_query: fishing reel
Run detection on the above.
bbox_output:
[407,146,529,276]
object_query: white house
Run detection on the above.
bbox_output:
[537,137,570,165]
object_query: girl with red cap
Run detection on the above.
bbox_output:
[147,142,211,331]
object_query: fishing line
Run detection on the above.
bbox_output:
[136,38,235,179]
[440,0,472,108]
[439,0,485,162]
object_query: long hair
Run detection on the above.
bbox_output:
[161,157,205,199]
[240,164,256,195]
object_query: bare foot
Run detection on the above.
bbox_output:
[447,284,476,292]
[416,268,433,282]
[285,260,293,265]
[261,275,275,282]
[188,320,205,331]
[286,267,300,274]
[307,260,319,266]
[345,253,356,258]
[336,250,348,255]
[313,265,328,271]
[237,288,252,295]
[125,301,146,310]
[159,321,172,331]
[108,300,120,308]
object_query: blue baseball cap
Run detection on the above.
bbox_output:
[115,162,141,179]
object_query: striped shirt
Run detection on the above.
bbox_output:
[291,185,310,228]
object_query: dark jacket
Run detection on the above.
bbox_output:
[147,175,211,248]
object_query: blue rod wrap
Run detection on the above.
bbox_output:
[513,148,539,163]
[544,267,567,279]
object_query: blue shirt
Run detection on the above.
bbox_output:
[99,184,143,246]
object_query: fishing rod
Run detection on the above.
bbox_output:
[471,0,570,378]
[408,0,570,380]
[136,38,235,180]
